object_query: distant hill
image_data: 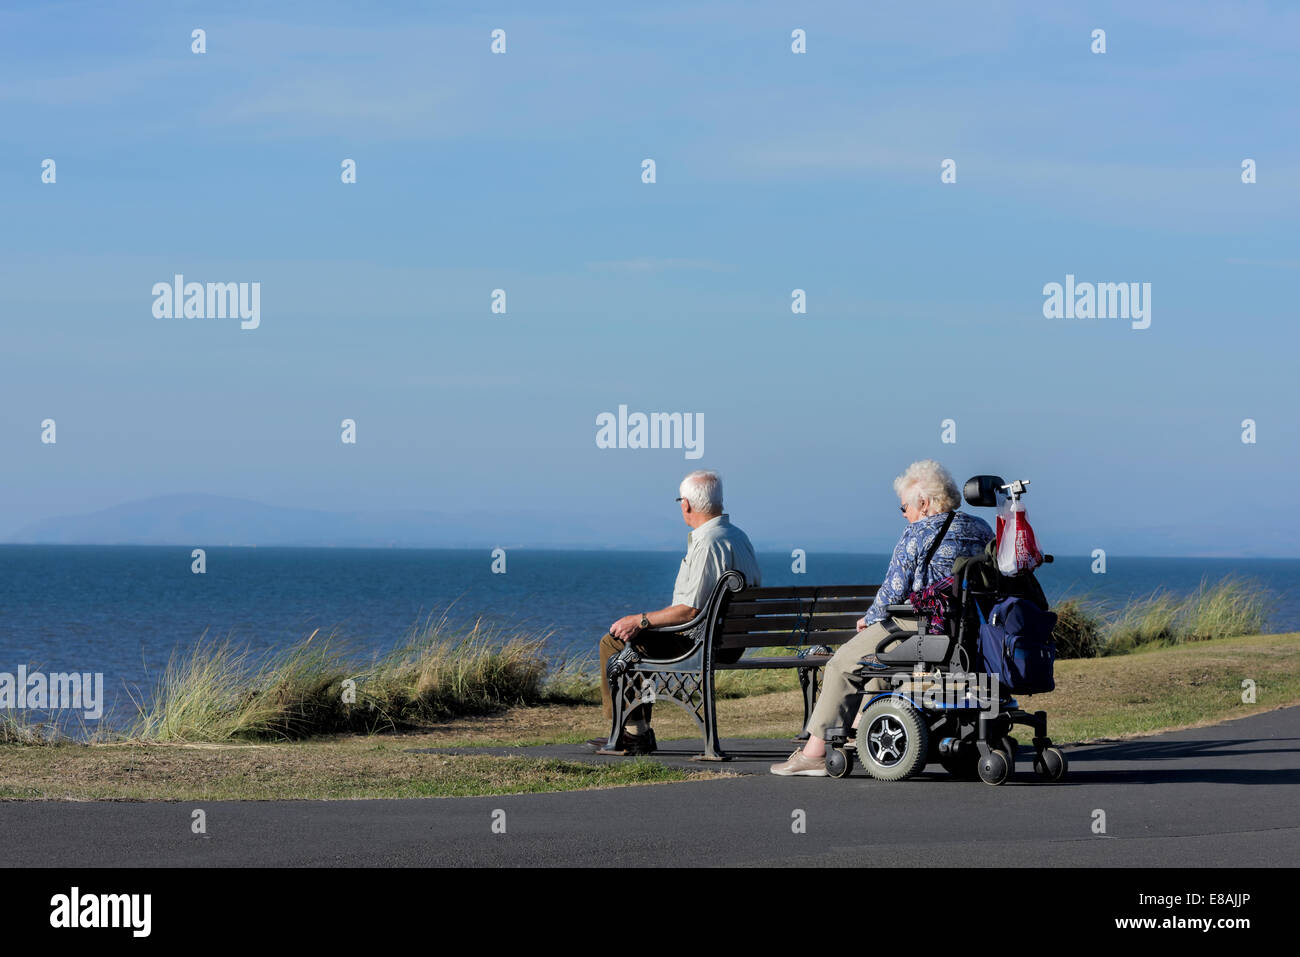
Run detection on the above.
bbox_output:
[7,494,1297,557]
[5,494,670,549]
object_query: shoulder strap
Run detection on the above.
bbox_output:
[917,510,956,587]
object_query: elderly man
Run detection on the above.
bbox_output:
[770,460,994,776]
[590,469,762,756]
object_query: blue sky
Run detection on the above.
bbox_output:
[2,1,1298,555]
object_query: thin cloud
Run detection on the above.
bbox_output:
[1226,258,1300,270]
[584,257,734,273]
[0,59,182,105]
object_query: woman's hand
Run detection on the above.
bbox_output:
[856,617,869,632]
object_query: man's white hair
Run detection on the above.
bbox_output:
[893,460,960,514]
[679,470,723,514]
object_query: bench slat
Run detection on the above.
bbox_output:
[733,586,878,600]
[722,613,862,634]
[717,655,832,670]
[724,598,873,616]
[717,630,856,649]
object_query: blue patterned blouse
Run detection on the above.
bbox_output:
[862,510,995,626]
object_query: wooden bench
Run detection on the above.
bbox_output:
[605,570,879,760]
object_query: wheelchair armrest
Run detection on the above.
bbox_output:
[874,616,932,654]
[883,603,916,615]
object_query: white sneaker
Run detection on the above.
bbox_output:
[769,749,828,776]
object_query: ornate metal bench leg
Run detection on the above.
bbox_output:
[693,669,731,761]
[606,674,628,749]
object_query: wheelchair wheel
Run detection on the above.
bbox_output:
[826,746,854,779]
[978,748,1010,786]
[1033,746,1067,782]
[858,699,928,782]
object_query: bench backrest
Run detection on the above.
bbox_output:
[715,585,879,652]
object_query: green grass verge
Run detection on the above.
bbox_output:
[0,743,713,801]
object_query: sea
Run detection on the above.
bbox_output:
[1,545,1297,728]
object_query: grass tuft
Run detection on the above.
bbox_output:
[129,617,563,743]
[1101,576,1273,655]
[360,614,550,726]
[1,709,53,746]
[1050,598,1106,658]
[1044,577,1272,658]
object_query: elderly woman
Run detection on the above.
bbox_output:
[770,460,994,776]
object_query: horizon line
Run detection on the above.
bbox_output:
[0,542,1296,561]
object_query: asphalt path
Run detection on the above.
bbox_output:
[4,707,1298,866]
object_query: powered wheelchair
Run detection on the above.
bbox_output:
[821,475,1068,786]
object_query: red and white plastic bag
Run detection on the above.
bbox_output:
[995,493,1044,576]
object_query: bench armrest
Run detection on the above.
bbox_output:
[639,569,750,637]
[638,604,711,637]
[607,609,709,681]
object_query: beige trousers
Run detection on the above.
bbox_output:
[805,616,920,740]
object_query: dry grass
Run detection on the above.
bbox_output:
[1050,598,1105,658]
[0,736,723,801]
[1043,577,1274,658]
[1098,576,1273,655]
[127,616,559,743]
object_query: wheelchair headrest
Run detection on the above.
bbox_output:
[963,475,1005,508]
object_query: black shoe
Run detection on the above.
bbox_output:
[596,728,657,756]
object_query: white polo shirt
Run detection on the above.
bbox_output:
[671,514,762,610]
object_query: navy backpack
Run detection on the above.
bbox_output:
[977,596,1058,695]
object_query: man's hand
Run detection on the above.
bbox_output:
[609,614,643,642]
[856,616,869,632]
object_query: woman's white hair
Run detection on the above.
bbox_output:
[893,460,960,515]
[679,470,723,514]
